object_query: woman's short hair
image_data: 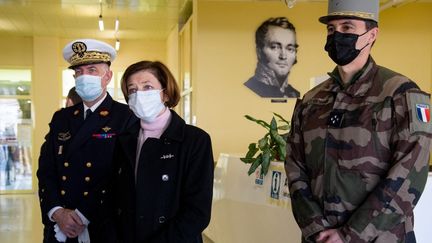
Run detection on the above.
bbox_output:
[121,60,180,108]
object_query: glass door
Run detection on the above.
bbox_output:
[0,69,33,193]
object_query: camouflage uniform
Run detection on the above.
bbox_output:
[285,57,432,242]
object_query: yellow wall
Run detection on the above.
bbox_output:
[194,1,432,158]
[0,37,33,67]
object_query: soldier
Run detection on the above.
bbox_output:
[285,0,432,242]
[37,39,134,243]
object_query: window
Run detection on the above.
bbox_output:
[179,18,194,125]
[0,69,33,192]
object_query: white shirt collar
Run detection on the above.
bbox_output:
[83,92,107,113]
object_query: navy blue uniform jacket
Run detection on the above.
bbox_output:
[114,110,214,243]
[37,94,133,243]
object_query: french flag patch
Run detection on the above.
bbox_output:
[416,104,430,123]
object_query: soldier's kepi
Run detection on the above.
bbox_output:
[285,0,432,242]
[320,0,379,66]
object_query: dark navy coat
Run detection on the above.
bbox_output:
[37,94,134,243]
[114,110,214,243]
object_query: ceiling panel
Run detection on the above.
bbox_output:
[0,0,430,40]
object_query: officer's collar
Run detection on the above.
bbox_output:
[328,56,377,97]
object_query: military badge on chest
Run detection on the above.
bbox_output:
[92,126,116,139]
[58,132,71,141]
[57,132,71,155]
[328,110,345,128]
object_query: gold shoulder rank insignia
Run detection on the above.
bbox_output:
[100,110,109,116]
[58,132,71,141]
[102,126,111,133]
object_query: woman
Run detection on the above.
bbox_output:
[113,61,214,243]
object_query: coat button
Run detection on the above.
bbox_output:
[86,162,92,168]
[62,176,67,181]
[83,191,89,196]
[158,216,166,223]
[85,176,90,182]
[162,174,169,181]
[101,190,106,194]
[61,190,66,195]
[164,139,170,145]
[64,162,69,167]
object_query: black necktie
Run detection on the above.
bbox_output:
[85,109,92,120]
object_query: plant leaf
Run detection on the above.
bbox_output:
[245,115,270,130]
[245,143,258,158]
[278,143,287,161]
[261,149,271,176]
[270,117,277,131]
[273,112,290,125]
[258,136,268,150]
[247,154,262,176]
[240,157,254,164]
[277,125,290,130]
[271,131,286,147]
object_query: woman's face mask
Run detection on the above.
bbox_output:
[128,90,165,123]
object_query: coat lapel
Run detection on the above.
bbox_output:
[66,94,113,158]
[119,121,140,170]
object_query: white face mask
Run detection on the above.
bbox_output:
[128,90,165,122]
[75,74,103,102]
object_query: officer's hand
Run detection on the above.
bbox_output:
[52,208,85,238]
[316,229,344,243]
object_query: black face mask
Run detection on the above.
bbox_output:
[325,31,369,66]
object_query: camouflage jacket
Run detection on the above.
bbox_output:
[285,57,432,242]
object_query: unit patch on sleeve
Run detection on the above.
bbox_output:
[407,91,432,134]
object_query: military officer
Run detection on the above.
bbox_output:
[285,0,432,242]
[37,39,134,243]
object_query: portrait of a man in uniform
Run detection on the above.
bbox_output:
[244,17,300,98]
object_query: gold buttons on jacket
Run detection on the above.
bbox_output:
[64,162,69,167]
[85,177,90,182]
[86,162,92,168]
[62,176,67,181]
[101,190,106,194]
[83,191,89,196]
[61,190,66,195]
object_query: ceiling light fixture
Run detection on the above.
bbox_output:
[115,39,120,51]
[115,18,119,32]
[114,17,120,51]
[98,0,104,31]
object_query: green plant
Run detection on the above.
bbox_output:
[240,113,290,176]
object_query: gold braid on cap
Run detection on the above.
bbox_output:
[70,41,111,67]
[70,51,111,67]
[328,11,375,20]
